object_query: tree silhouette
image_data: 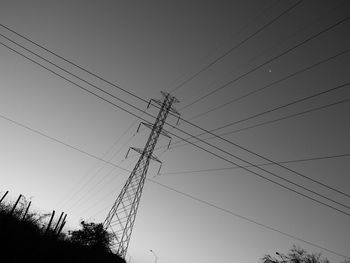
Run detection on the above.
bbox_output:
[261,246,349,263]
[69,221,112,251]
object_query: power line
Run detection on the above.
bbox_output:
[137,96,350,163]
[64,117,151,212]
[49,86,350,215]
[0,112,129,173]
[56,115,143,210]
[160,153,350,175]
[79,145,170,217]
[67,161,135,213]
[160,1,350,150]
[181,0,350,120]
[1,16,349,200]
[166,0,280,92]
[179,14,350,111]
[187,47,350,121]
[0,24,149,105]
[0,108,348,259]
[1,20,344,257]
[191,97,350,142]
[2,40,350,216]
[3,32,350,203]
[80,170,350,259]
[164,85,350,147]
[168,0,303,93]
[166,82,350,198]
[148,179,350,259]
[179,82,349,140]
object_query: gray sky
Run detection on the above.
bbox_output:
[0,1,350,262]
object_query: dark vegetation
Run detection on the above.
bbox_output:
[0,199,125,263]
[261,246,350,263]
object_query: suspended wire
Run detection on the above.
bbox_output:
[1,14,349,199]
[1,73,350,263]
[1,39,350,216]
[160,153,350,175]
[178,14,350,111]
[68,161,136,213]
[79,149,172,216]
[186,97,350,143]
[161,0,350,144]
[150,97,350,155]
[86,174,350,259]
[0,25,149,105]
[64,120,147,212]
[80,178,123,216]
[143,95,350,164]
[0,22,349,258]
[3,98,345,214]
[56,115,143,210]
[165,83,350,145]
[0,109,129,213]
[168,0,303,93]
[167,82,350,199]
[166,0,280,92]
[187,47,350,121]
[1,109,348,259]
[148,179,350,259]
[42,84,350,215]
[183,82,350,138]
[64,165,123,212]
[0,0,342,125]
[0,112,129,173]
[1,22,350,212]
[2,35,349,203]
[181,0,350,120]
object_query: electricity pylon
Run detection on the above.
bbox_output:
[104,91,179,258]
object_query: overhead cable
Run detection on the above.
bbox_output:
[1,39,350,215]
[168,0,303,93]
[160,153,350,175]
[0,107,349,259]
[179,14,350,111]
[187,48,350,121]
[149,179,350,259]
[1,15,349,199]
[1,23,350,213]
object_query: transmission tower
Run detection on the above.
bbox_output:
[104,91,179,258]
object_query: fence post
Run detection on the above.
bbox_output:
[53,212,64,233]
[0,191,9,205]
[57,214,67,236]
[10,194,22,215]
[45,210,55,233]
[22,201,31,220]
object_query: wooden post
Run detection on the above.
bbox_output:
[45,210,55,233]
[57,214,67,235]
[53,212,64,233]
[0,190,9,204]
[22,201,31,220]
[10,194,22,215]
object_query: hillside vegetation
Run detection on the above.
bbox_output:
[0,201,125,263]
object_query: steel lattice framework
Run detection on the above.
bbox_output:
[103,91,179,258]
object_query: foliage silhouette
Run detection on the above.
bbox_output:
[261,245,350,263]
[69,220,112,251]
[0,199,125,263]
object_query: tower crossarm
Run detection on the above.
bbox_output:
[138,122,171,139]
[129,147,162,163]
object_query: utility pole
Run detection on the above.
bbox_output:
[150,249,158,263]
[104,91,179,258]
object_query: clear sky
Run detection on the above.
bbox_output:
[0,0,350,262]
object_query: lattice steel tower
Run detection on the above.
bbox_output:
[104,91,179,258]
